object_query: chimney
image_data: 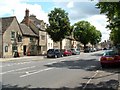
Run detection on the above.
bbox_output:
[24,9,30,26]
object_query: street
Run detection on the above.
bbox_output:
[0,51,120,90]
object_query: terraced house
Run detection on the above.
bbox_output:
[21,9,47,55]
[0,16,23,58]
[0,9,82,58]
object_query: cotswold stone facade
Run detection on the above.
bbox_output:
[0,16,23,58]
[0,18,2,58]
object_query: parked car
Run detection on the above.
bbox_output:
[100,50,120,67]
[84,47,91,53]
[91,48,96,52]
[47,49,63,58]
[62,49,72,56]
[71,48,80,55]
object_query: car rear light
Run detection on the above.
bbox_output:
[114,55,120,60]
[101,57,107,61]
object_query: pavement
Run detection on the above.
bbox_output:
[0,56,45,62]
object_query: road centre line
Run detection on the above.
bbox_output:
[0,66,36,75]
[82,70,99,90]
[20,68,54,78]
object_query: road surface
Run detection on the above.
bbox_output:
[0,51,120,90]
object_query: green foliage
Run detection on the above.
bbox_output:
[96,1,120,45]
[46,8,71,42]
[89,26,102,45]
[73,21,101,47]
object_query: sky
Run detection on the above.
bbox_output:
[0,0,111,42]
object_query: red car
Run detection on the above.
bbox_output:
[100,50,120,67]
[62,49,72,56]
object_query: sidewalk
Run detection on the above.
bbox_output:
[0,56,45,62]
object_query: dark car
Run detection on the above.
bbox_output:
[47,49,63,58]
[100,50,120,67]
[84,47,91,53]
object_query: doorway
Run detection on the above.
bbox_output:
[23,45,26,55]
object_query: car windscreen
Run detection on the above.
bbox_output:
[104,51,116,56]
[47,49,54,53]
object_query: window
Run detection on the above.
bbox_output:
[17,34,22,42]
[11,31,15,40]
[51,43,52,47]
[5,46,8,52]
[41,35,45,40]
[48,43,50,47]
[30,37,33,42]
[43,46,46,51]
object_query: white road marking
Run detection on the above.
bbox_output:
[20,68,54,78]
[0,66,36,75]
[0,62,31,67]
[47,61,57,65]
[82,70,99,90]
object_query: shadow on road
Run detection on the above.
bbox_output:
[45,59,101,71]
[1,79,119,90]
[1,57,120,90]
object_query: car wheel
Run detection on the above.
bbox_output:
[101,64,107,68]
[55,55,57,58]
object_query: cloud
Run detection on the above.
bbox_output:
[67,1,74,8]
[53,1,110,42]
[86,15,110,42]
[0,0,48,23]
[68,2,100,20]
[0,0,110,42]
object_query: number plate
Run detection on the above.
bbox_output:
[107,57,114,60]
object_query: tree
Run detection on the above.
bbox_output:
[90,27,102,46]
[73,21,102,49]
[96,1,120,45]
[46,8,71,49]
[73,21,92,48]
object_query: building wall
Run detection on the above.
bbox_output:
[39,31,47,54]
[47,34,53,50]
[3,18,23,58]
[39,31,47,46]
[23,36,38,55]
[62,39,71,49]
[0,19,2,58]
[53,42,60,49]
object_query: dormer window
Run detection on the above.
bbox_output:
[37,24,41,28]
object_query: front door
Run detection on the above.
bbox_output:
[23,45,26,55]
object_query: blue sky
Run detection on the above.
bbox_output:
[0,0,110,42]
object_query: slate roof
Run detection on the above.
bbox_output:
[21,15,46,36]
[29,22,39,35]
[0,16,15,34]
[20,24,38,37]
[29,15,46,31]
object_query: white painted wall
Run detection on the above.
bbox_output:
[46,34,53,50]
